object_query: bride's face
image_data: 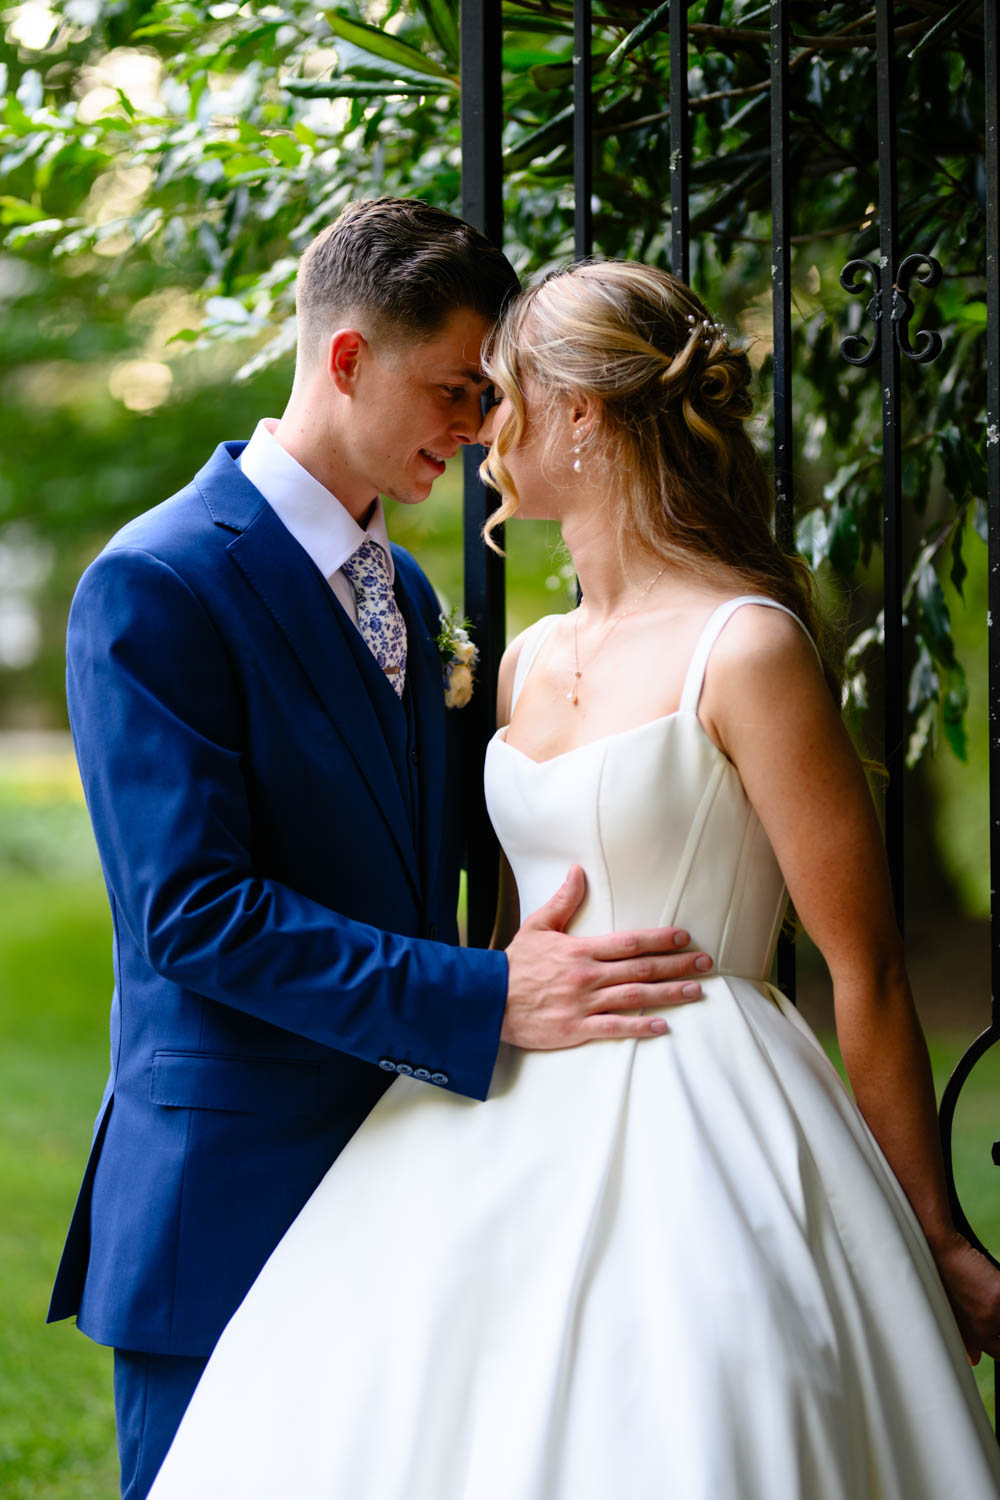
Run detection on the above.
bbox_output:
[477,380,576,520]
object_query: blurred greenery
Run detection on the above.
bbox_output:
[0,0,994,781]
[0,860,119,1499]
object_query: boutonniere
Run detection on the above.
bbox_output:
[435,607,479,709]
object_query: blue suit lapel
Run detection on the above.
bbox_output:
[196,444,421,903]
[393,566,446,904]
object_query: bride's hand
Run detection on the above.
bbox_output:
[930,1228,1000,1364]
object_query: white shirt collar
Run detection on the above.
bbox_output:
[238,419,394,583]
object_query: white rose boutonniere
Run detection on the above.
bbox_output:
[435,608,479,709]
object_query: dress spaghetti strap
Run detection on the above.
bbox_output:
[678,595,821,717]
[509,615,563,714]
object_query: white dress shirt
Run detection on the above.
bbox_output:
[237,418,394,631]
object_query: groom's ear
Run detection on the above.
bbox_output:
[327,328,367,394]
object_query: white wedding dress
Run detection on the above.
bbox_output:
[150,597,1000,1499]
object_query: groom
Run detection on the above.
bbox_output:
[48,197,709,1498]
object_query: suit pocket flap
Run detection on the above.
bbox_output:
[150,1051,324,1115]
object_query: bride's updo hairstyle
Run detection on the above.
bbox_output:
[481,260,839,697]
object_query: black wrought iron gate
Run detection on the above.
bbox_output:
[456,0,1000,1434]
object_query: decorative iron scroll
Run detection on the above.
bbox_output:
[838,252,945,366]
[939,1027,1000,1269]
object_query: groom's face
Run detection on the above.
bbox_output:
[343,305,492,509]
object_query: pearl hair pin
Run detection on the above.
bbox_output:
[686,312,726,346]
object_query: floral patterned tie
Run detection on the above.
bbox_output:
[341,538,407,699]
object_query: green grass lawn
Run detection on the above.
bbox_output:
[2,861,997,1496]
[0,875,118,1499]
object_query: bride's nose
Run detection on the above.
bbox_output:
[477,405,497,447]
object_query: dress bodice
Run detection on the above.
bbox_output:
[485,597,802,983]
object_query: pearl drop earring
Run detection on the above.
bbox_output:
[572,439,582,473]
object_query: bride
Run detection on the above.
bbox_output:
[149,260,1000,1498]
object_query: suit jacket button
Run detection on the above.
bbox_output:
[396,1063,414,1076]
[430,1072,448,1085]
[378,1059,395,1072]
[413,1068,431,1080]
[427,922,438,939]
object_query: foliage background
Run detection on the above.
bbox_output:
[1,1,998,1489]
[1,0,995,911]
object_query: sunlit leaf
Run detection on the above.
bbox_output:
[0,197,48,227]
[322,9,453,81]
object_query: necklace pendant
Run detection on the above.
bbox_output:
[567,688,578,704]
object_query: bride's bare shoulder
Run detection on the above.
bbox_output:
[709,601,821,680]
[699,602,832,753]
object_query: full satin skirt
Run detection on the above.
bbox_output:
[150,975,1000,1500]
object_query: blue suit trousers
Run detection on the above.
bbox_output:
[114,1350,207,1499]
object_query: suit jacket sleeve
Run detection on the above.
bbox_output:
[67,545,507,1102]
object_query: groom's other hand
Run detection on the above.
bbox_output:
[502,865,710,1049]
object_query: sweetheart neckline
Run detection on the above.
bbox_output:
[490,707,731,768]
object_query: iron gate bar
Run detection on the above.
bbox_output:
[669,0,690,283]
[573,0,593,259]
[938,0,1000,1439]
[876,0,905,928]
[986,0,1000,1047]
[460,0,504,948]
[770,0,796,1003]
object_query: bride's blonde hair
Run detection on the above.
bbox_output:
[481,260,840,697]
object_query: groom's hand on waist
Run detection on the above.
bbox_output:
[502,865,711,1050]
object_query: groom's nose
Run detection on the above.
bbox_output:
[476,403,497,448]
[451,390,487,445]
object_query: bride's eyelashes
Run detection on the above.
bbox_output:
[481,385,503,415]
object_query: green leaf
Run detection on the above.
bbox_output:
[973,498,989,544]
[906,699,937,767]
[267,134,302,167]
[504,103,574,171]
[915,561,958,668]
[794,507,829,570]
[414,0,459,67]
[949,522,967,598]
[221,153,272,178]
[284,79,448,100]
[908,641,939,713]
[828,503,860,577]
[323,9,453,81]
[608,1,670,71]
[938,422,986,508]
[942,665,969,761]
[502,16,574,35]
[0,197,48,227]
[531,53,612,92]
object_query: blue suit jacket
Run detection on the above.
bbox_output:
[48,441,508,1357]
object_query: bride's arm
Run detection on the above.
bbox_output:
[490,632,527,950]
[702,604,1000,1362]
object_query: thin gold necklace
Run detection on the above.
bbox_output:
[568,567,666,705]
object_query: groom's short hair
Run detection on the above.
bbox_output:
[295,197,518,366]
